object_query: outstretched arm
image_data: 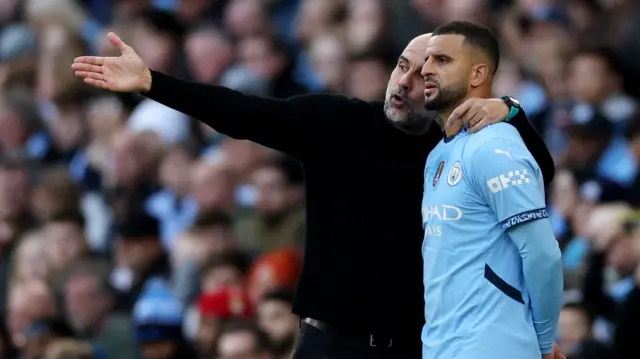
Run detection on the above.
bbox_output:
[72,32,368,157]
[470,138,563,356]
[142,70,367,156]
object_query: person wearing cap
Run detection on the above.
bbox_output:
[245,249,302,304]
[133,279,197,359]
[194,287,254,358]
[111,212,171,312]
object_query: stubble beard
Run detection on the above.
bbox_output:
[384,89,436,135]
[424,84,468,130]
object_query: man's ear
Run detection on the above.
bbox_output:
[469,64,489,88]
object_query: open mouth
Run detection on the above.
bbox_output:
[391,94,405,107]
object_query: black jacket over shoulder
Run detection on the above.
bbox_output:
[143,71,555,339]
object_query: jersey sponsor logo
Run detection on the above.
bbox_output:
[433,161,445,187]
[487,169,531,193]
[501,208,549,229]
[447,162,462,186]
[422,204,463,237]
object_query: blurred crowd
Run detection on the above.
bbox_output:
[1,0,640,359]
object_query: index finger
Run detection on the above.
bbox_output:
[447,99,472,126]
[73,56,104,66]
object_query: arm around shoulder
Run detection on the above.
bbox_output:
[508,108,555,185]
[143,71,364,156]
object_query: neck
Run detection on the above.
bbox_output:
[445,119,463,138]
[440,89,492,137]
[438,107,462,138]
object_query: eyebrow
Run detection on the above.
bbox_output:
[398,56,410,64]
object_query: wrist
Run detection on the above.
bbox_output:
[500,96,520,122]
[540,344,553,355]
[141,68,152,92]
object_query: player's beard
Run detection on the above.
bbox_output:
[423,80,468,129]
[384,88,438,135]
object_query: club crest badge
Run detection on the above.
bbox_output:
[447,162,462,186]
[433,161,445,187]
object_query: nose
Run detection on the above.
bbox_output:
[397,72,412,92]
[421,58,435,80]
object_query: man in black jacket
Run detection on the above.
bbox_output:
[72,32,554,359]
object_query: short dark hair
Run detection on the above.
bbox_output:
[48,210,86,229]
[219,320,271,353]
[256,155,305,186]
[562,302,594,327]
[432,21,500,74]
[192,210,232,230]
[262,287,296,305]
[574,46,622,76]
[202,250,252,276]
[137,9,186,43]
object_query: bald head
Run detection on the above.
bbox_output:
[407,33,432,49]
[383,32,436,135]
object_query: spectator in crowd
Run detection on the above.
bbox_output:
[189,159,238,218]
[7,280,55,348]
[216,320,273,359]
[132,279,197,359]
[195,287,254,358]
[235,156,305,252]
[146,143,199,249]
[10,230,49,288]
[256,288,298,359]
[557,303,612,359]
[30,166,81,225]
[184,23,235,85]
[43,211,89,272]
[63,266,137,359]
[246,249,302,304]
[111,213,170,312]
[200,250,253,293]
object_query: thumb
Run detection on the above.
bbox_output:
[107,32,130,54]
[447,100,471,127]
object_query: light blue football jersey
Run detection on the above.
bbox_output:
[421,122,548,359]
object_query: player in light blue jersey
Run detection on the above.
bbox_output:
[418,22,564,359]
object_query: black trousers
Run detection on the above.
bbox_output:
[292,321,422,359]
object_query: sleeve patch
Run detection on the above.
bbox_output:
[501,208,549,230]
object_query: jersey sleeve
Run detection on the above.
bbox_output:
[467,138,548,229]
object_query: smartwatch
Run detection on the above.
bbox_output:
[501,96,521,122]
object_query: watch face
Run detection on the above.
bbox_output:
[508,97,520,107]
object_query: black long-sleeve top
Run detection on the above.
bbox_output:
[143,71,555,340]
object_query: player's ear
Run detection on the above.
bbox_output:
[469,64,489,88]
